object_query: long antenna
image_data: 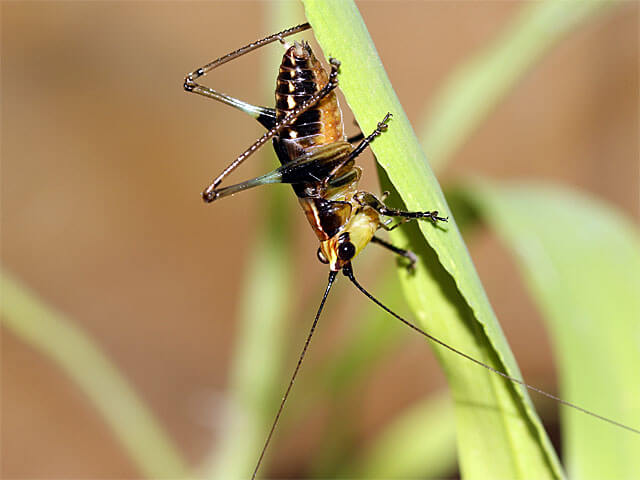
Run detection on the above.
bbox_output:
[251,270,338,480]
[342,264,640,436]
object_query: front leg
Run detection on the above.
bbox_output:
[322,113,393,191]
[355,192,448,224]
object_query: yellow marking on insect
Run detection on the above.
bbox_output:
[287,96,297,109]
[288,82,295,93]
[289,130,298,139]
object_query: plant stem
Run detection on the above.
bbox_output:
[421,0,618,170]
[203,3,302,478]
[301,1,563,478]
[1,272,190,478]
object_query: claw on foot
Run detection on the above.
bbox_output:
[421,211,448,223]
[405,251,418,273]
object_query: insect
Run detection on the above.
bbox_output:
[184,22,639,479]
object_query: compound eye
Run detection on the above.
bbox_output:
[337,241,356,261]
[317,248,329,264]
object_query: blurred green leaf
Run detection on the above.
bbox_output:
[459,179,640,480]
[318,267,406,397]
[420,0,618,171]
[307,267,407,475]
[302,1,563,478]
[0,272,190,478]
[203,3,303,479]
[345,390,457,479]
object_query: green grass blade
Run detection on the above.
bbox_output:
[203,195,294,480]
[345,390,457,479]
[302,1,563,478]
[459,180,640,480]
[419,0,618,171]
[0,272,190,478]
[307,269,407,475]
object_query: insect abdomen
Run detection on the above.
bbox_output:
[275,42,345,160]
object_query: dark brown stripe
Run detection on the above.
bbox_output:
[294,108,320,124]
[275,95,294,111]
[282,55,310,69]
[289,122,323,138]
[278,67,314,81]
[276,79,317,95]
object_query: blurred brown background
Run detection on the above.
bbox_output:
[2,1,638,478]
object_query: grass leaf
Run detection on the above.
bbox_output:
[302,1,563,478]
[420,0,617,171]
[203,3,304,478]
[0,272,189,478]
[346,390,457,479]
[459,179,640,480]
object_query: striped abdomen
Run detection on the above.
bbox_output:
[275,41,345,160]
